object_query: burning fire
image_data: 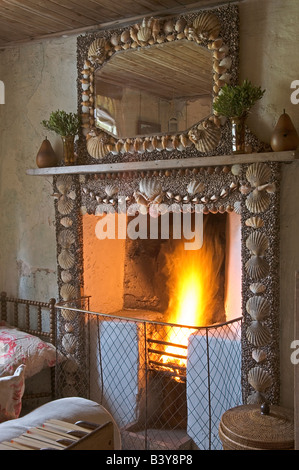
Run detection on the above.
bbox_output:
[160,215,225,369]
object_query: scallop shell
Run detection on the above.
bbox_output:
[193,12,221,40]
[60,217,73,228]
[61,270,73,283]
[246,163,271,188]
[250,282,266,294]
[246,189,270,214]
[246,296,270,321]
[246,321,271,347]
[58,249,75,270]
[87,135,108,159]
[137,25,152,43]
[88,38,106,62]
[60,308,77,322]
[187,180,205,196]
[245,216,264,229]
[56,175,72,195]
[60,283,77,301]
[139,179,163,202]
[248,366,272,392]
[252,349,267,363]
[62,333,77,354]
[246,232,269,256]
[57,195,74,215]
[105,184,118,198]
[188,120,221,153]
[245,256,269,280]
[247,391,265,404]
[58,229,75,249]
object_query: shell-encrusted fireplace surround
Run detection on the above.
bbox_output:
[52,4,281,407]
[54,160,280,406]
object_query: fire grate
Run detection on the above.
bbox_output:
[55,299,242,450]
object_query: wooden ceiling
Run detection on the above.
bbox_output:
[0,0,232,49]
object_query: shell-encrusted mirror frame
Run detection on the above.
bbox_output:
[78,6,238,163]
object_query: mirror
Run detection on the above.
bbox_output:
[94,40,213,139]
[81,11,234,160]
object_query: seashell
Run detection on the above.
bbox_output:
[175,18,187,33]
[246,321,271,347]
[246,231,269,256]
[245,255,269,280]
[58,249,75,270]
[57,195,74,215]
[163,19,174,34]
[56,175,72,195]
[188,120,221,152]
[187,180,205,196]
[193,12,221,40]
[250,282,266,294]
[246,296,270,321]
[248,366,272,392]
[61,270,73,283]
[105,184,118,197]
[231,164,242,176]
[60,217,73,228]
[87,135,108,159]
[239,184,251,195]
[252,349,267,363]
[234,201,242,214]
[151,18,161,40]
[137,24,152,43]
[60,308,77,322]
[88,38,106,62]
[138,179,163,202]
[246,163,271,188]
[60,283,77,301]
[58,229,75,249]
[247,391,265,404]
[245,216,264,229]
[62,333,77,354]
[121,30,131,44]
[246,189,270,214]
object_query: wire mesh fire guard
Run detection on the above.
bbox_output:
[55,298,242,450]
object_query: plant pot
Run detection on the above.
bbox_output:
[230,116,246,154]
[36,137,58,168]
[61,135,76,165]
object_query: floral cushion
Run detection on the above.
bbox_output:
[0,364,26,423]
[0,322,57,378]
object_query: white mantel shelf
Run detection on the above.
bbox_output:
[26,150,299,176]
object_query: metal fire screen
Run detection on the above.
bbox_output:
[55,299,242,450]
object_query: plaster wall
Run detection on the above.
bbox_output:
[0,0,298,407]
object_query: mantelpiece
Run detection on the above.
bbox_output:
[27,150,298,176]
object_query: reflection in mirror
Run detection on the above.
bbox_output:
[95,40,213,140]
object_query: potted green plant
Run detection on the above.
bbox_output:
[213,80,265,154]
[41,110,81,165]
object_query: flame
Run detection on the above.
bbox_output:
[160,215,226,370]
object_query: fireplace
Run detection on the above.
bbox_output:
[49,3,283,451]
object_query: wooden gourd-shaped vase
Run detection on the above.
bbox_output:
[36,137,58,168]
[271,110,299,152]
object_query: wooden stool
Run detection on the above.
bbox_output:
[219,404,294,450]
